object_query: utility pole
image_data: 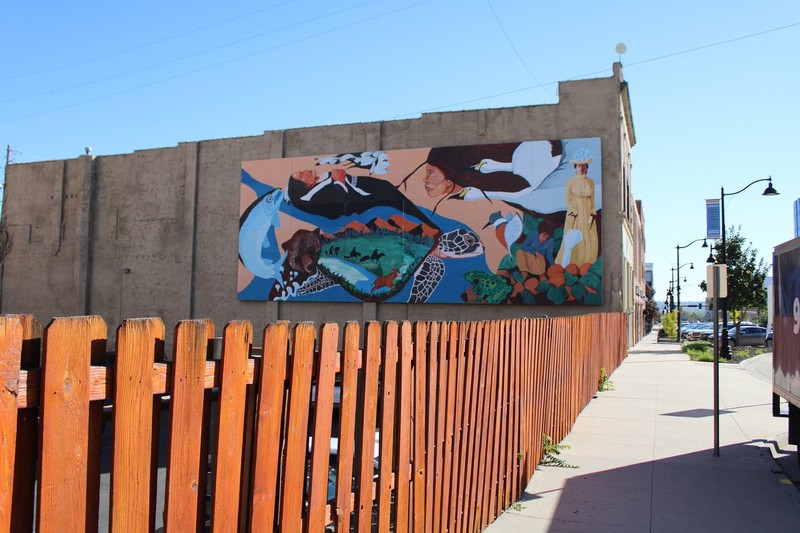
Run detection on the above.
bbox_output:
[2,145,10,218]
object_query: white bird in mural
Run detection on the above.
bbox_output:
[483,211,523,254]
[472,140,563,189]
[452,185,568,214]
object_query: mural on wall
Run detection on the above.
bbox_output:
[238,137,602,305]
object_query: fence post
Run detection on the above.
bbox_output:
[163,319,214,532]
[1,315,39,531]
[37,316,107,533]
[210,320,252,532]
[249,321,290,531]
[110,318,165,531]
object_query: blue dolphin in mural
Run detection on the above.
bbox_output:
[238,188,286,281]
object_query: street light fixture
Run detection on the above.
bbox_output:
[675,238,707,341]
[716,177,779,357]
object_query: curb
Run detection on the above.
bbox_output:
[762,432,800,509]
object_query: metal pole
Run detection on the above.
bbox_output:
[720,186,730,358]
[676,245,682,341]
[713,265,720,456]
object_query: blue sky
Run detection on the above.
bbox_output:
[2,0,798,303]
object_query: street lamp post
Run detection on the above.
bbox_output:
[717,177,779,357]
[676,238,708,341]
[676,264,693,340]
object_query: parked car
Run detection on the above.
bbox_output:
[697,322,757,343]
[766,329,773,348]
[682,323,711,340]
[727,325,768,347]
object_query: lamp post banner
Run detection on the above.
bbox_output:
[706,199,721,239]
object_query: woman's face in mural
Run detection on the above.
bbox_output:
[574,163,589,175]
[373,152,389,175]
[423,163,455,197]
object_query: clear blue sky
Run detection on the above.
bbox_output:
[2,0,798,303]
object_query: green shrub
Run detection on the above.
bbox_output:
[682,340,714,362]
[682,340,712,353]
[689,350,715,362]
[661,312,677,338]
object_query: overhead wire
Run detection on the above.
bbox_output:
[484,0,553,96]
[0,0,434,124]
[0,0,303,82]
[1,0,387,104]
[387,19,800,120]
[1,7,798,126]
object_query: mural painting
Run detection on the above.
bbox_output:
[238,137,602,305]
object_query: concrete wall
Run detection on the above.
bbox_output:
[1,63,642,345]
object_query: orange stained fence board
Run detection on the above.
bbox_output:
[211,321,253,533]
[278,322,316,532]
[0,315,40,532]
[395,321,413,533]
[307,322,339,532]
[37,316,107,533]
[357,321,381,533]
[110,318,164,532]
[412,321,428,533]
[377,322,399,533]
[250,321,290,531]
[335,322,361,533]
[163,319,214,532]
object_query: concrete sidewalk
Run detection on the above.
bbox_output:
[484,330,800,532]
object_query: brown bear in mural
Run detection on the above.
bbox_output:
[268,227,322,300]
[283,227,321,276]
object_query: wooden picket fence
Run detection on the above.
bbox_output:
[0,312,626,532]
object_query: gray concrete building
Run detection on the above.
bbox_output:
[0,63,645,346]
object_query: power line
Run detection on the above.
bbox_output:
[484,0,553,96]
[1,0,386,104]
[0,0,302,82]
[2,13,797,126]
[387,20,800,120]
[624,20,800,69]
[0,0,434,124]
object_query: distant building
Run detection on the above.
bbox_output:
[794,198,800,238]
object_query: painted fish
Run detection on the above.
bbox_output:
[238,188,286,281]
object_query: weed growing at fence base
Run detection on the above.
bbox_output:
[541,434,578,469]
[598,367,614,391]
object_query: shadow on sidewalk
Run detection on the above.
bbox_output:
[517,442,800,532]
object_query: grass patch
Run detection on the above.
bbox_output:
[682,341,714,362]
[681,341,769,363]
[729,346,769,363]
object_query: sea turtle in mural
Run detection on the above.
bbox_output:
[238,182,485,303]
[296,226,485,303]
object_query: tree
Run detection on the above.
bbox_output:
[661,311,677,338]
[702,225,769,337]
[643,282,659,326]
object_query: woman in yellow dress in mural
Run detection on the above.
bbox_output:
[556,150,598,267]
